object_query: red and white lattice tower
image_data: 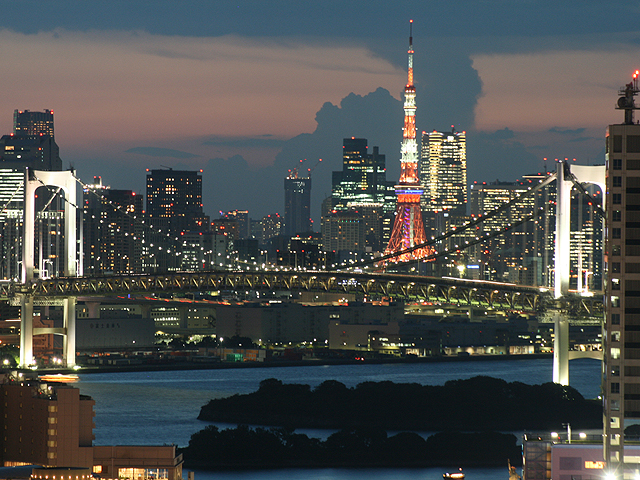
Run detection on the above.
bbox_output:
[384,20,433,263]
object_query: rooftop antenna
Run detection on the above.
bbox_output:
[617,70,640,124]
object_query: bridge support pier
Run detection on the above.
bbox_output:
[63,297,76,367]
[553,310,569,386]
[19,295,34,367]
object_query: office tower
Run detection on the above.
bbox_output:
[284,172,311,237]
[603,74,640,473]
[223,210,250,238]
[146,168,209,236]
[180,231,228,270]
[385,21,431,263]
[330,138,394,250]
[260,213,283,245]
[332,138,393,211]
[211,217,239,240]
[321,209,365,261]
[13,109,55,137]
[83,177,143,275]
[420,128,467,215]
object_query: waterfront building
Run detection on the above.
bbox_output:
[0,372,183,479]
[603,75,640,474]
[420,128,467,215]
[216,301,405,345]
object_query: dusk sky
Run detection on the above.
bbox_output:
[1,1,639,225]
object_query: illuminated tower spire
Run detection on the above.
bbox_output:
[384,20,433,263]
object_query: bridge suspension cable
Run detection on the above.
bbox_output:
[331,172,557,271]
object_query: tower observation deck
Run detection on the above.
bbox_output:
[385,20,433,263]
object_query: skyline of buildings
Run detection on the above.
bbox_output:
[0,103,605,288]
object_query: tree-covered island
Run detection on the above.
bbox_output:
[184,376,601,469]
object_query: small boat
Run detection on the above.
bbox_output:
[443,468,465,480]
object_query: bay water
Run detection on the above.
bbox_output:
[75,357,602,480]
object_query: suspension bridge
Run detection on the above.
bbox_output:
[1,161,606,386]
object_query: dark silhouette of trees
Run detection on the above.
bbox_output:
[183,425,521,469]
[198,375,601,431]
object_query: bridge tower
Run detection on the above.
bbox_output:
[385,20,433,263]
[552,161,605,386]
[20,169,78,367]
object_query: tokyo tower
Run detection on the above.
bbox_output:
[384,20,433,263]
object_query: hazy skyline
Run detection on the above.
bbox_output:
[1,1,638,223]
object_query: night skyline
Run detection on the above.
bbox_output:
[0,1,637,223]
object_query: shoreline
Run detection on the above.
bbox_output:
[27,352,555,375]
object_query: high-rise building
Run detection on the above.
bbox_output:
[420,128,467,215]
[332,138,393,211]
[223,210,250,238]
[321,209,365,261]
[603,74,640,473]
[330,138,394,251]
[13,109,55,137]
[146,168,209,236]
[260,213,283,245]
[469,178,546,285]
[284,173,311,236]
[83,177,143,275]
[385,21,431,263]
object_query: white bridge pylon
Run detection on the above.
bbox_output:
[553,161,605,385]
[19,169,77,368]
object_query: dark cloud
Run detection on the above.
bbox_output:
[201,88,403,221]
[125,147,199,159]
[2,1,637,43]
[481,128,516,141]
[203,135,287,148]
[569,137,596,143]
[549,127,587,135]
[467,128,542,183]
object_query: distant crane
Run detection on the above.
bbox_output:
[287,158,322,179]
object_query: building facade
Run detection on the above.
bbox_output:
[83,177,144,275]
[284,174,311,237]
[603,77,640,474]
[0,373,183,480]
[146,169,209,236]
[420,128,467,215]
[13,109,55,137]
